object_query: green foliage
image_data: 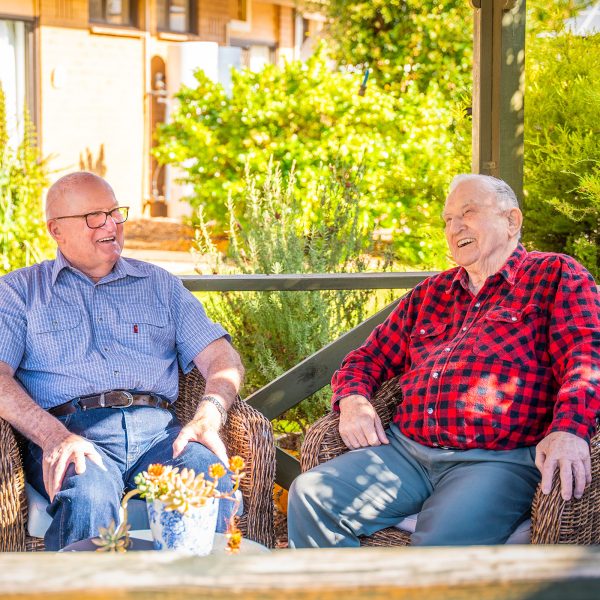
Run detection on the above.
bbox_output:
[308,0,473,97]
[155,47,470,269]
[523,24,600,279]
[0,86,51,274]
[195,161,392,432]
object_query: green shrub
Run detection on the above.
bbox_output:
[154,46,470,270]
[523,29,600,279]
[195,161,393,432]
[307,0,473,98]
[0,86,51,274]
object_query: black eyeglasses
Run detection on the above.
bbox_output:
[51,206,129,229]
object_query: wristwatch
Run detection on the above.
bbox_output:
[201,395,228,427]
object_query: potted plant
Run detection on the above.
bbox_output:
[93,456,245,555]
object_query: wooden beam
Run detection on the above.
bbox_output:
[181,272,434,292]
[471,0,525,204]
[0,545,599,599]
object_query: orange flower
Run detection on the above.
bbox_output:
[208,463,226,479]
[146,464,165,477]
[229,456,245,473]
[226,527,243,554]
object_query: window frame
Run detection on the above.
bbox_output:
[88,0,139,29]
[156,0,197,35]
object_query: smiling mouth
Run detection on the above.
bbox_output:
[97,236,116,244]
[457,238,475,248]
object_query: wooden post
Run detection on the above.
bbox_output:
[471,0,526,204]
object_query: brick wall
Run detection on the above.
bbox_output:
[0,1,35,17]
[277,5,294,63]
[198,0,228,43]
[39,26,145,215]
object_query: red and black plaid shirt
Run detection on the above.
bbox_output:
[332,245,600,449]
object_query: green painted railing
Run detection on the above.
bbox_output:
[182,272,432,488]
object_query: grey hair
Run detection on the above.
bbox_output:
[448,174,520,210]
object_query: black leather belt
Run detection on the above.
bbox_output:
[49,390,170,417]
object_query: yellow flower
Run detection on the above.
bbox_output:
[209,463,226,479]
[229,456,245,473]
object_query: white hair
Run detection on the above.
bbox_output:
[448,174,520,210]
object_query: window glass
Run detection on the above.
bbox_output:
[0,19,27,146]
[90,0,135,26]
[157,0,191,33]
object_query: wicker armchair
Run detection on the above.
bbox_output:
[0,367,275,551]
[301,377,600,546]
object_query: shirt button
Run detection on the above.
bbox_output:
[511,316,517,322]
[420,329,425,334]
[475,302,481,308]
[462,326,467,331]
[444,347,451,352]
[113,370,119,375]
[432,372,439,379]
[104,347,109,351]
[427,407,434,414]
[98,317,103,322]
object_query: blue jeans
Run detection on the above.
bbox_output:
[24,406,234,550]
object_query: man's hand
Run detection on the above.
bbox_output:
[338,394,389,450]
[535,431,592,501]
[172,401,228,465]
[41,432,105,502]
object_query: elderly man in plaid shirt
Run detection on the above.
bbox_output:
[0,172,244,550]
[288,174,600,547]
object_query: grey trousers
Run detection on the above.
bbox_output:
[288,425,540,547]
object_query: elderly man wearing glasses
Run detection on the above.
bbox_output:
[0,171,244,550]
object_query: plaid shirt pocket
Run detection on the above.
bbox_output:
[475,304,542,365]
[409,321,448,365]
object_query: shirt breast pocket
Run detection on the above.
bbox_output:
[409,321,448,365]
[474,304,541,364]
[117,304,173,355]
[27,305,84,367]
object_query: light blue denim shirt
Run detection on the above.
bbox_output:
[0,251,229,409]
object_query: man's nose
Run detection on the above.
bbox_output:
[449,217,464,235]
[101,214,118,231]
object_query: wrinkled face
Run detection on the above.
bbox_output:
[442,180,515,273]
[46,182,124,279]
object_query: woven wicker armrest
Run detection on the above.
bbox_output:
[531,425,600,544]
[223,398,275,548]
[175,368,275,548]
[0,417,27,551]
[301,377,402,473]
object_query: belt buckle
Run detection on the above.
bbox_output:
[110,390,134,408]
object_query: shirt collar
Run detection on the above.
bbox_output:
[51,250,147,286]
[448,243,527,292]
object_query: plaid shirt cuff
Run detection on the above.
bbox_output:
[549,414,596,444]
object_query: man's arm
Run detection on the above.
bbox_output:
[332,292,415,450]
[172,338,244,464]
[0,362,105,501]
[536,260,600,501]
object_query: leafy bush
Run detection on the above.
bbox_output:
[523,27,600,279]
[155,46,470,270]
[0,86,51,274]
[195,161,393,432]
[307,0,473,98]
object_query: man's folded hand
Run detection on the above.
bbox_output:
[338,394,389,450]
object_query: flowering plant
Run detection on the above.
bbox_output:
[93,456,245,553]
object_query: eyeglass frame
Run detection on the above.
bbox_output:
[50,206,130,229]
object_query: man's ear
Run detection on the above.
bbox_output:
[507,207,523,237]
[46,219,61,243]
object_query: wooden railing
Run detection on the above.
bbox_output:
[181,272,433,488]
